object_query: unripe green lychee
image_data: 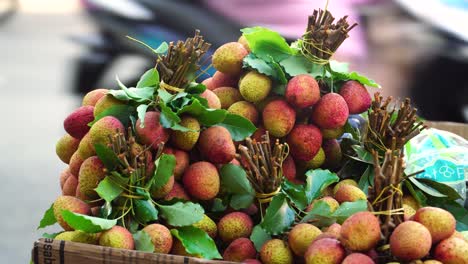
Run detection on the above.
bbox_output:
[218,212,253,243]
[142,224,173,254]
[135,111,170,150]
[56,134,80,164]
[223,238,256,262]
[171,116,200,151]
[82,88,108,107]
[93,95,125,117]
[183,161,219,200]
[200,89,222,109]
[413,206,456,243]
[434,237,468,264]
[262,99,295,137]
[212,42,248,75]
[342,253,375,264]
[78,156,106,200]
[228,101,259,124]
[214,87,242,109]
[334,184,366,203]
[198,126,235,164]
[287,124,322,162]
[311,93,349,129]
[53,195,91,231]
[239,71,272,103]
[285,74,320,108]
[55,230,99,244]
[99,226,134,250]
[340,212,381,251]
[339,80,372,114]
[260,239,293,264]
[288,223,322,256]
[64,106,95,139]
[304,238,345,264]
[390,221,432,261]
[192,214,217,239]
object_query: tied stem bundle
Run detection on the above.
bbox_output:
[238,132,289,203]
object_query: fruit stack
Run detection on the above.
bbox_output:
[37,9,468,264]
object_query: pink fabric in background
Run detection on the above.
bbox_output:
[202,0,369,58]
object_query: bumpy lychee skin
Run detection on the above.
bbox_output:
[212,42,248,75]
[56,134,80,164]
[164,182,190,201]
[93,94,125,117]
[193,214,217,239]
[321,126,345,139]
[136,111,170,148]
[322,139,343,169]
[342,253,375,264]
[162,147,189,180]
[239,71,272,103]
[142,224,173,254]
[339,80,372,114]
[151,175,174,199]
[171,116,200,151]
[262,99,296,137]
[64,106,95,139]
[200,89,222,109]
[223,238,257,262]
[390,221,432,261]
[333,179,359,194]
[334,184,366,203]
[99,226,134,250]
[228,101,259,124]
[198,126,235,164]
[306,196,339,213]
[213,87,243,109]
[282,155,296,181]
[82,88,108,107]
[324,223,342,238]
[413,206,456,243]
[183,161,220,200]
[287,124,322,162]
[434,236,468,264]
[89,116,125,147]
[62,175,78,196]
[212,71,239,88]
[238,35,251,52]
[53,195,91,231]
[55,230,99,244]
[304,238,345,264]
[69,151,85,176]
[285,74,320,109]
[304,147,325,169]
[218,212,253,243]
[202,77,215,90]
[288,223,322,256]
[311,93,349,129]
[260,239,293,264]
[78,156,106,200]
[76,133,96,159]
[340,212,381,252]
[60,168,73,189]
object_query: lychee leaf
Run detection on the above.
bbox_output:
[304,169,340,203]
[269,57,288,84]
[134,199,159,223]
[197,108,228,127]
[327,61,380,88]
[37,204,57,229]
[418,178,462,200]
[115,76,155,103]
[230,193,254,210]
[159,102,192,132]
[151,154,176,189]
[281,180,308,210]
[260,194,295,235]
[171,226,222,259]
[42,232,61,239]
[137,68,159,88]
[331,200,368,224]
[95,176,124,203]
[242,26,293,62]
[358,165,374,195]
[136,104,149,128]
[220,164,255,195]
[350,145,374,164]
[250,225,271,251]
[61,210,116,233]
[158,201,204,227]
[185,82,206,94]
[94,143,124,171]
[133,230,154,252]
[211,198,228,212]
[279,55,323,77]
[408,177,447,198]
[243,53,277,77]
[300,200,333,225]
[217,113,256,141]
[89,104,135,127]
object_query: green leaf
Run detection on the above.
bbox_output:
[154,42,169,54]
[157,89,174,103]
[243,54,277,77]
[133,230,154,252]
[177,98,207,116]
[115,76,155,102]
[89,105,135,127]
[220,164,255,209]
[171,226,222,259]
[95,176,123,203]
[261,194,295,235]
[331,200,368,224]
[418,178,462,201]
[134,199,159,224]
[358,165,374,195]
[405,180,427,206]
[250,225,272,251]
[186,82,206,94]
[328,61,380,88]
[42,232,61,239]
[152,154,176,188]
[350,145,374,164]
[137,68,159,88]
[281,180,308,210]
[198,109,228,126]
[270,58,288,84]
[37,204,57,229]
[158,201,204,227]
[242,26,293,62]
[304,169,340,203]
[211,198,228,212]
[61,210,116,233]
[272,83,286,96]
[94,143,123,171]
[301,200,333,224]
[408,177,447,198]
[159,103,186,131]
[136,104,150,128]
[344,121,360,140]
[217,113,256,141]
[279,55,323,77]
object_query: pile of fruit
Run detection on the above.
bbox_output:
[37,9,468,264]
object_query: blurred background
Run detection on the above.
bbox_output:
[0,0,467,262]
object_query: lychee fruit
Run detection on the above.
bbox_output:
[262,99,295,137]
[135,111,170,150]
[323,223,342,238]
[239,71,272,103]
[223,238,257,262]
[89,116,125,147]
[342,253,375,264]
[99,226,134,250]
[287,124,322,162]
[200,89,222,109]
[212,71,239,88]
[171,116,200,151]
[212,42,248,75]
[213,87,243,109]
[64,106,95,139]
[288,223,322,256]
[142,223,173,254]
[322,139,343,169]
[311,93,349,129]
[78,156,106,200]
[260,239,293,264]
[55,230,99,244]
[340,211,381,251]
[76,133,96,159]
[93,94,125,117]
[62,175,78,196]
[304,147,325,169]
[321,126,345,139]
[150,175,174,199]
[82,88,108,107]
[183,161,219,200]
[306,196,339,213]
[56,134,80,164]
[164,182,190,201]
[202,77,215,90]
[69,151,85,176]
[413,207,456,243]
[238,35,250,52]
[192,214,217,239]
[434,236,468,264]
[304,238,345,264]
[198,126,235,164]
[53,195,91,231]
[390,221,432,261]
[285,74,320,109]
[162,147,189,180]
[332,179,358,195]
[334,184,366,203]
[217,212,253,243]
[282,155,296,182]
[60,168,73,189]
[228,101,259,125]
[339,80,372,114]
